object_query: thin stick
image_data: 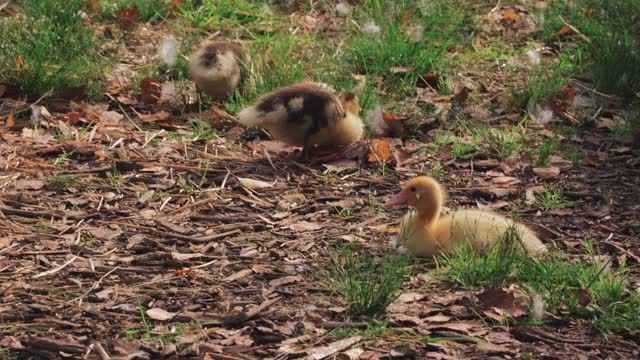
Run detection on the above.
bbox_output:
[559,16,591,44]
[32,255,78,279]
[68,265,121,303]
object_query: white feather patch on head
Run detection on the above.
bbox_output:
[159,36,178,67]
[288,97,304,112]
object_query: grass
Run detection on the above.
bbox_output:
[436,231,640,334]
[0,0,107,99]
[102,0,171,22]
[539,0,640,99]
[511,60,573,111]
[223,33,309,114]
[50,151,76,166]
[175,0,276,31]
[49,175,80,189]
[435,224,526,289]
[321,245,412,317]
[535,137,560,166]
[189,118,220,142]
[534,189,574,211]
[469,125,526,161]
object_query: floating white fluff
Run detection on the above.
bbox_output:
[159,36,178,67]
[531,293,546,321]
[335,2,353,17]
[526,49,541,66]
[362,21,381,36]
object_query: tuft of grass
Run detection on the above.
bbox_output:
[49,175,80,189]
[0,0,107,99]
[108,169,125,187]
[101,0,170,22]
[349,22,441,86]
[535,137,560,166]
[51,151,76,166]
[470,126,526,161]
[189,118,220,142]
[224,34,308,113]
[534,189,574,211]
[539,0,640,99]
[511,61,573,111]
[175,0,276,30]
[450,139,480,160]
[435,224,526,289]
[321,245,412,316]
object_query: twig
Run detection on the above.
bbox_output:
[94,342,111,360]
[222,297,280,325]
[67,265,121,303]
[32,255,78,279]
[559,16,592,44]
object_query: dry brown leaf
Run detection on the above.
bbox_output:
[5,112,14,127]
[553,25,572,37]
[140,78,162,105]
[146,308,177,321]
[238,177,275,190]
[382,113,404,136]
[116,6,139,29]
[533,166,560,179]
[289,221,323,232]
[368,139,391,163]
[224,269,253,282]
[139,111,171,123]
[502,10,521,22]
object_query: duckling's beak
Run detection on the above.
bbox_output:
[385,190,409,208]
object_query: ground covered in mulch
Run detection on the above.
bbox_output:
[1,1,640,359]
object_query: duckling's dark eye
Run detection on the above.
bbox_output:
[410,187,416,192]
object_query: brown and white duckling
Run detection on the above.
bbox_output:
[385,176,548,257]
[236,81,364,160]
[188,40,245,99]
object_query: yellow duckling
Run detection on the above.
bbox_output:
[188,40,246,99]
[236,81,364,160]
[385,176,547,257]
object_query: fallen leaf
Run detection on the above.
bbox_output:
[238,177,275,190]
[15,179,45,190]
[533,166,560,179]
[289,221,323,232]
[171,252,203,261]
[139,111,171,123]
[502,10,521,22]
[116,6,139,29]
[396,293,426,303]
[423,313,451,323]
[269,275,303,287]
[140,78,162,105]
[146,308,177,321]
[552,25,572,37]
[450,84,471,104]
[382,113,404,136]
[368,139,391,163]
[322,159,357,172]
[224,269,253,282]
[5,112,14,127]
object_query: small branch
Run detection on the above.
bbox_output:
[559,16,591,44]
[32,256,78,279]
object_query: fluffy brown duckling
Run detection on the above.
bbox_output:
[188,40,245,99]
[385,176,548,257]
[236,81,364,160]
